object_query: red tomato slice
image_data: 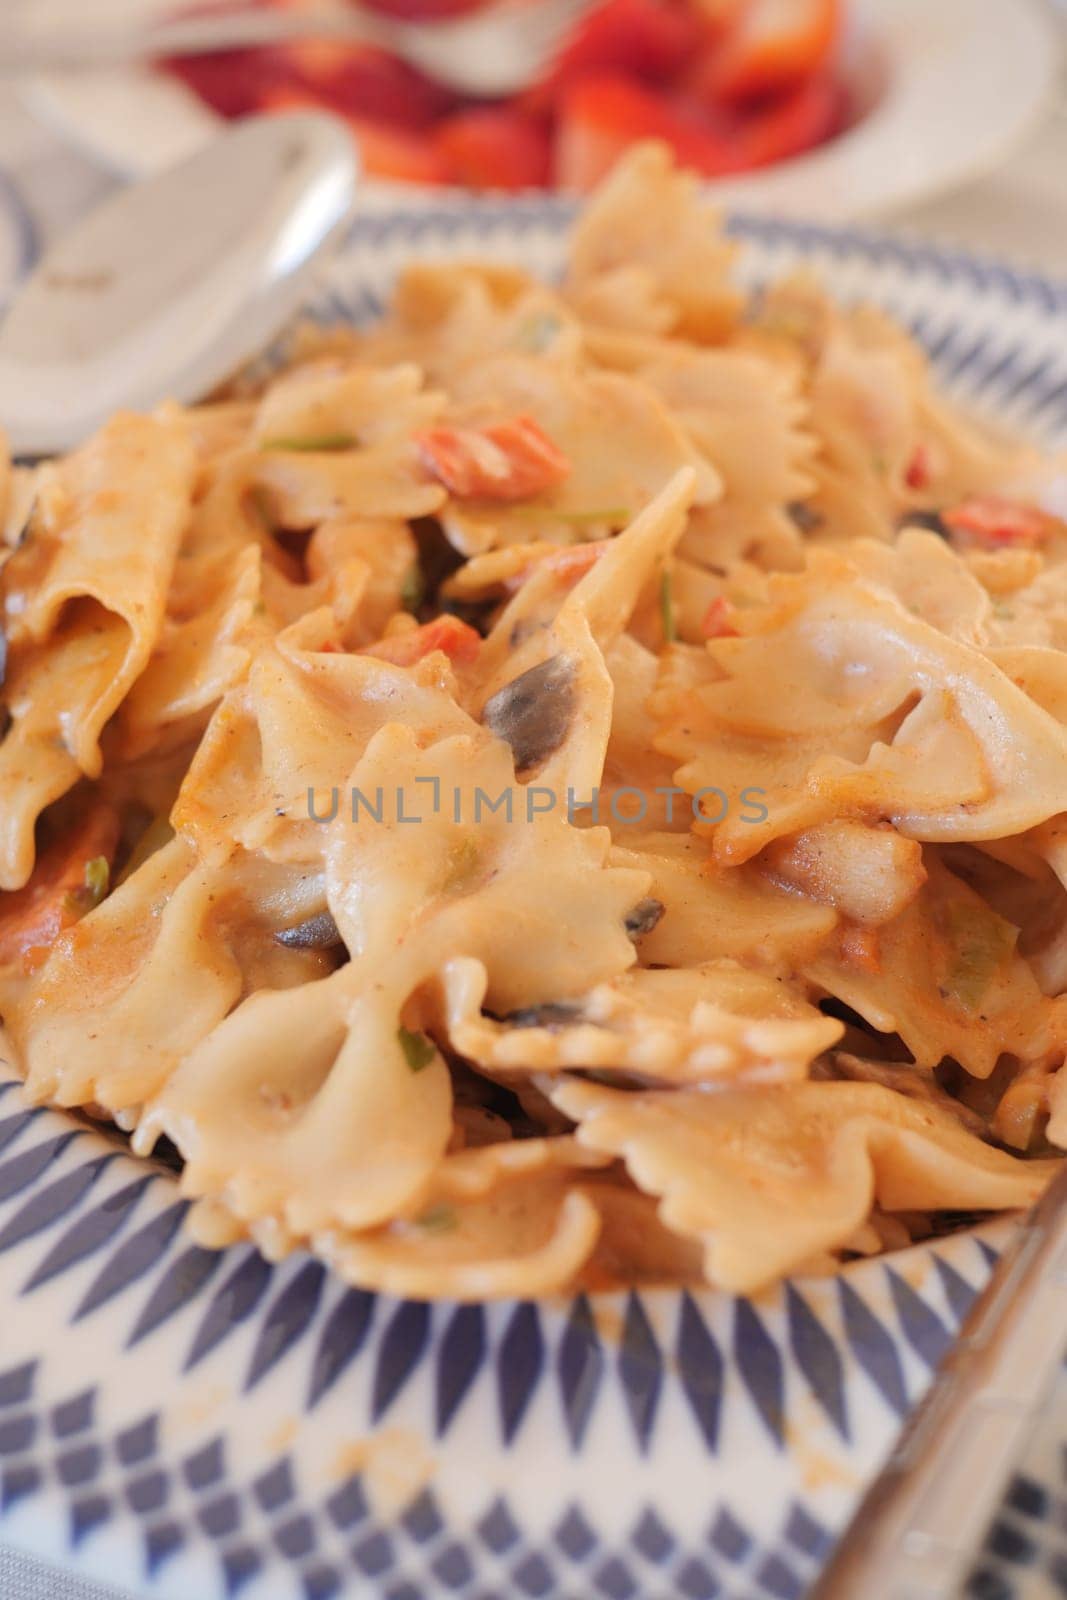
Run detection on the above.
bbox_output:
[163,46,290,119]
[364,616,482,665]
[282,40,454,127]
[417,417,571,500]
[360,0,487,17]
[556,73,745,191]
[708,0,842,103]
[530,0,702,112]
[434,108,552,191]
[942,496,1059,549]
[733,70,845,167]
[0,803,120,974]
[700,595,740,638]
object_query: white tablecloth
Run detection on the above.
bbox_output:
[0,44,1065,1600]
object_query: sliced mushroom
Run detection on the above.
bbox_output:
[504,1002,584,1030]
[624,897,665,939]
[482,654,577,774]
[273,910,343,951]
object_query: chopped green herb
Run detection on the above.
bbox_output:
[415,1204,458,1233]
[442,836,479,894]
[63,854,110,918]
[260,432,356,454]
[659,568,677,643]
[514,310,563,353]
[940,899,1018,1012]
[400,562,425,615]
[397,1025,436,1073]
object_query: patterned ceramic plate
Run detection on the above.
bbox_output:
[2,205,1067,1600]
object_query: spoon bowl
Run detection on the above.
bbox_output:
[0,111,358,458]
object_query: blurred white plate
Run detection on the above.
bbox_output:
[23,0,1060,219]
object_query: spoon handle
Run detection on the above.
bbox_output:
[811,1163,1067,1600]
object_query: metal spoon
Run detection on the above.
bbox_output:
[0,111,358,458]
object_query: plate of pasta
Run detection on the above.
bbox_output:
[1,145,1067,1600]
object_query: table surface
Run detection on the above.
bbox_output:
[1,41,1066,1600]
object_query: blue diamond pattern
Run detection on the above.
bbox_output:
[74,1201,189,1322]
[558,1295,604,1449]
[246,1261,326,1391]
[734,1300,784,1446]
[556,1505,597,1561]
[308,1288,375,1408]
[498,1300,544,1444]
[128,1245,222,1348]
[186,1251,274,1371]
[436,1304,485,1435]
[676,1294,723,1452]
[886,1268,952,1370]
[785,1285,849,1442]
[618,1292,663,1453]
[373,1300,431,1422]
[837,1281,909,1418]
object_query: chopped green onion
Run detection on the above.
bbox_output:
[941,899,1018,1012]
[514,310,563,353]
[398,1026,436,1073]
[260,432,356,454]
[442,836,479,894]
[415,1204,457,1233]
[63,854,111,918]
[660,569,677,643]
[401,562,425,615]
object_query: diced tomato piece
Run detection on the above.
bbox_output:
[503,542,609,592]
[259,87,449,182]
[364,616,482,665]
[732,71,845,168]
[416,417,571,500]
[942,496,1059,549]
[434,107,552,191]
[556,73,746,192]
[905,442,932,491]
[840,924,881,975]
[707,0,842,103]
[362,0,487,17]
[530,0,702,112]
[0,804,120,975]
[163,45,291,119]
[282,41,454,128]
[701,595,740,638]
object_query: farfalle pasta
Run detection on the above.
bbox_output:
[2,143,1066,1301]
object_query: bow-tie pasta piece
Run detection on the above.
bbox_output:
[548,1076,1056,1295]
[8,839,331,1116]
[316,1138,608,1301]
[805,853,1061,1078]
[0,414,195,887]
[640,349,817,573]
[361,262,583,387]
[434,359,717,556]
[566,141,743,343]
[439,955,840,1085]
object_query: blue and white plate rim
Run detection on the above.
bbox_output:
[0,207,1065,1600]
